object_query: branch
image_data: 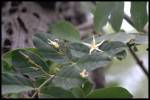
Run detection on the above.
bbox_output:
[31,75,55,98]
[19,51,50,77]
[124,14,147,33]
[127,43,148,78]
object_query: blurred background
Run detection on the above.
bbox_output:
[1,1,148,98]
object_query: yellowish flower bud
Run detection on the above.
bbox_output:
[48,39,59,48]
[80,69,89,78]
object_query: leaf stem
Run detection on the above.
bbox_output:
[31,75,55,98]
[19,51,50,77]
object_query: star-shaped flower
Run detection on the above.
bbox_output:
[82,35,104,55]
[48,39,59,48]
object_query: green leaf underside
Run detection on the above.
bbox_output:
[109,2,124,32]
[87,87,133,98]
[69,43,89,58]
[2,72,34,94]
[71,87,85,98]
[131,2,148,31]
[2,85,34,94]
[94,2,115,33]
[12,49,49,77]
[40,86,75,98]
[52,65,83,90]
[100,41,127,57]
[81,80,93,96]
[51,21,80,42]
[77,53,111,71]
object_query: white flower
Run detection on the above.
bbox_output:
[48,39,59,48]
[80,69,89,78]
[82,35,104,55]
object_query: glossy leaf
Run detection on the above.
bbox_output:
[51,21,80,42]
[77,53,111,71]
[12,49,48,78]
[69,43,89,58]
[94,2,115,33]
[100,41,127,58]
[52,65,83,90]
[2,59,14,73]
[71,87,85,98]
[81,80,93,96]
[40,86,75,98]
[33,33,69,64]
[96,32,136,43]
[109,2,124,32]
[2,85,34,95]
[131,2,148,31]
[2,72,34,94]
[87,87,133,98]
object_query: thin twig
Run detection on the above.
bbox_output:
[127,43,148,78]
[31,75,55,98]
[19,51,50,77]
[124,14,147,33]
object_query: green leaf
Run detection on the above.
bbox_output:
[2,51,13,68]
[131,2,148,31]
[2,85,34,95]
[94,2,115,33]
[52,65,83,90]
[96,32,136,43]
[40,86,75,98]
[12,49,48,78]
[100,41,127,58]
[81,80,93,96]
[109,2,124,32]
[77,53,111,71]
[51,21,80,42]
[87,87,133,98]
[33,33,69,64]
[2,59,14,73]
[2,72,34,94]
[71,87,85,98]
[69,43,89,58]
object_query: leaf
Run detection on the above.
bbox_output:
[94,2,115,33]
[40,86,75,98]
[2,50,13,68]
[2,85,34,95]
[2,59,14,73]
[134,34,148,44]
[96,32,136,43]
[71,87,85,98]
[33,33,69,64]
[100,41,127,58]
[81,80,93,96]
[77,53,111,71]
[130,2,148,31]
[52,65,83,90]
[69,43,89,58]
[12,49,48,78]
[51,21,80,42]
[109,2,124,32]
[2,72,34,94]
[87,87,133,98]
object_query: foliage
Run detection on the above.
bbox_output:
[2,1,148,98]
